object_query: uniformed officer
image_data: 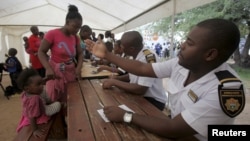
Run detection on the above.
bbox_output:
[85,18,245,141]
[102,31,167,111]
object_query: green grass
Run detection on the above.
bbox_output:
[232,66,250,89]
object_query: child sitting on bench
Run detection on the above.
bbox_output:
[16,68,61,138]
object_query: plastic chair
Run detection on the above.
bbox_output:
[0,73,5,92]
[0,63,8,99]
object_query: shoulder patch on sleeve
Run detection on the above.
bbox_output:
[143,49,156,63]
[215,70,245,118]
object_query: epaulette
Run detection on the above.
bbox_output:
[143,49,156,63]
[215,70,245,118]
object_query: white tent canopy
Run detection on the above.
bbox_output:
[0,0,216,66]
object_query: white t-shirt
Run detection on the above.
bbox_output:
[152,58,240,141]
[129,48,167,104]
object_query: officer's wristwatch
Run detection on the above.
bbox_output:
[123,112,133,123]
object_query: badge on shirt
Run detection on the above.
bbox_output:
[218,87,245,118]
[215,70,245,118]
[143,49,156,63]
[188,89,198,103]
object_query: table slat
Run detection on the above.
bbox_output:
[90,79,167,141]
[67,82,95,141]
[80,80,121,141]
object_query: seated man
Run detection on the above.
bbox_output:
[101,31,167,111]
[85,18,246,140]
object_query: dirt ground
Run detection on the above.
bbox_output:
[0,74,249,141]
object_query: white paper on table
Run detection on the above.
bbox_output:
[97,109,110,122]
[118,104,135,113]
[97,104,135,122]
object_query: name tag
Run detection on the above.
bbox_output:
[188,90,198,103]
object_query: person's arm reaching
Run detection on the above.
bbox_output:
[112,74,130,82]
[103,106,197,139]
[38,39,55,79]
[102,79,148,95]
[85,39,157,78]
[97,65,117,72]
[75,39,83,79]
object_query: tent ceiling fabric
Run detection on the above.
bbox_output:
[0,0,165,32]
[0,0,217,67]
[0,0,216,33]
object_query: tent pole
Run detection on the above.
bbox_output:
[170,0,176,59]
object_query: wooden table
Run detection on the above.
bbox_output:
[81,60,117,79]
[67,79,171,141]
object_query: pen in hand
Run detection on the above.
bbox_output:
[99,102,104,108]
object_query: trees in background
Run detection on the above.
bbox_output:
[146,0,250,67]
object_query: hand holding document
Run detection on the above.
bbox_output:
[97,104,134,122]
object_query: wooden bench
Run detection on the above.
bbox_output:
[13,113,66,141]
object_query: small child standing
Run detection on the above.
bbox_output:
[4,48,23,93]
[16,68,61,138]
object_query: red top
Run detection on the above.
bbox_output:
[44,28,79,63]
[28,34,43,69]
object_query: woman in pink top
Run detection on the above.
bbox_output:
[16,68,61,138]
[38,5,83,105]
